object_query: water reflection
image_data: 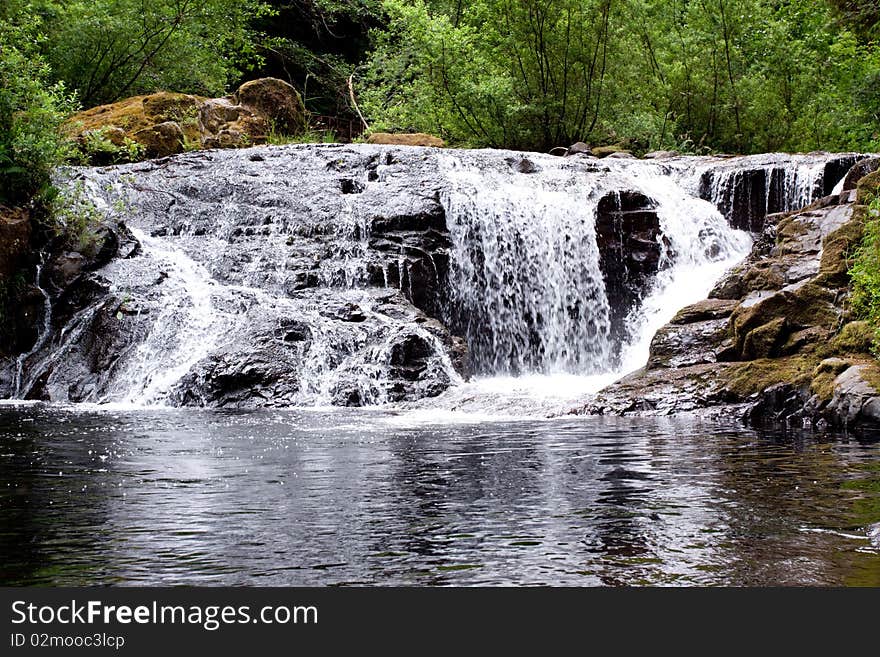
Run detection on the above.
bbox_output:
[1,405,878,586]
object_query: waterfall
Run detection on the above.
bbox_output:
[110,229,226,405]
[6,145,860,411]
[440,157,612,375]
[433,153,754,409]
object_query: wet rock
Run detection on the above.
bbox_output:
[670,298,739,324]
[643,150,677,159]
[568,142,591,155]
[576,183,880,431]
[0,207,31,279]
[647,318,729,368]
[595,190,662,338]
[841,157,880,191]
[822,365,880,428]
[698,152,863,232]
[512,157,541,173]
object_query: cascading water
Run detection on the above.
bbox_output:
[440,157,612,375]
[13,259,53,397]
[426,154,754,414]
[109,229,225,405]
[4,145,861,413]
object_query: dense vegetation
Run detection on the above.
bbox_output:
[363,0,880,152]
[851,176,880,351]
[1,0,879,206]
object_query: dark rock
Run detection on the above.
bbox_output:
[595,190,662,340]
[671,298,739,324]
[512,157,541,173]
[841,157,880,191]
[568,142,591,155]
[0,206,31,279]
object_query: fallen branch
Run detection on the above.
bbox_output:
[348,74,370,132]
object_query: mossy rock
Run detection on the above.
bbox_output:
[857,169,880,204]
[366,132,445,147]
[731,283,839,356]
[723,355,818,398]
[592,144,630,158]
[233,78,306,135]
[64,78,305,163]
[815,211,865,288]
[741,316,789,359]
[131,121,185,158]
[831,321,875,355]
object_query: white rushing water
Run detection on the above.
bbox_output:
[111,229,226,405]
[13,259,53,397]
[440,157,613,376]
[420,153,830,415]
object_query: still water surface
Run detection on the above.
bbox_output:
[2,404,879,586]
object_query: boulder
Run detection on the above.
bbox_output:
[64,78,307,163]
[132,121,185,158]
[366,133,445,148]
[568,142,591,155]
[594,190,662,340]
[842,157,880,192]
[232,77,306,135]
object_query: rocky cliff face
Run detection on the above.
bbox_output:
[575,159,880,431]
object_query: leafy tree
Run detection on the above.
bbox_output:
[37,0,272,106]
[361,0,880,153]
[0,3,75,207]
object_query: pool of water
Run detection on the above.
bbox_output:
[2,404,879,586]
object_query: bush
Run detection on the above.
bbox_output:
[0,25,75,207]
[39,0,272,106]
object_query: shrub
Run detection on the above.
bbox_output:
[0,31,75,207]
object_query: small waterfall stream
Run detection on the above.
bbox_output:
[13,259,53,397]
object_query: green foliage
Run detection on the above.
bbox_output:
[74,128,146,165]
[44,181,105,257]
[0,5,76,207]
[360,0,880,153]
[251,1,382,121]
[851,192,880,354]
[37,0,273,106]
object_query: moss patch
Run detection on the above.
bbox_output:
[723,355,818,397]
[816,210,866,288]
[857,170,880,204]
[832,321,875,355]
